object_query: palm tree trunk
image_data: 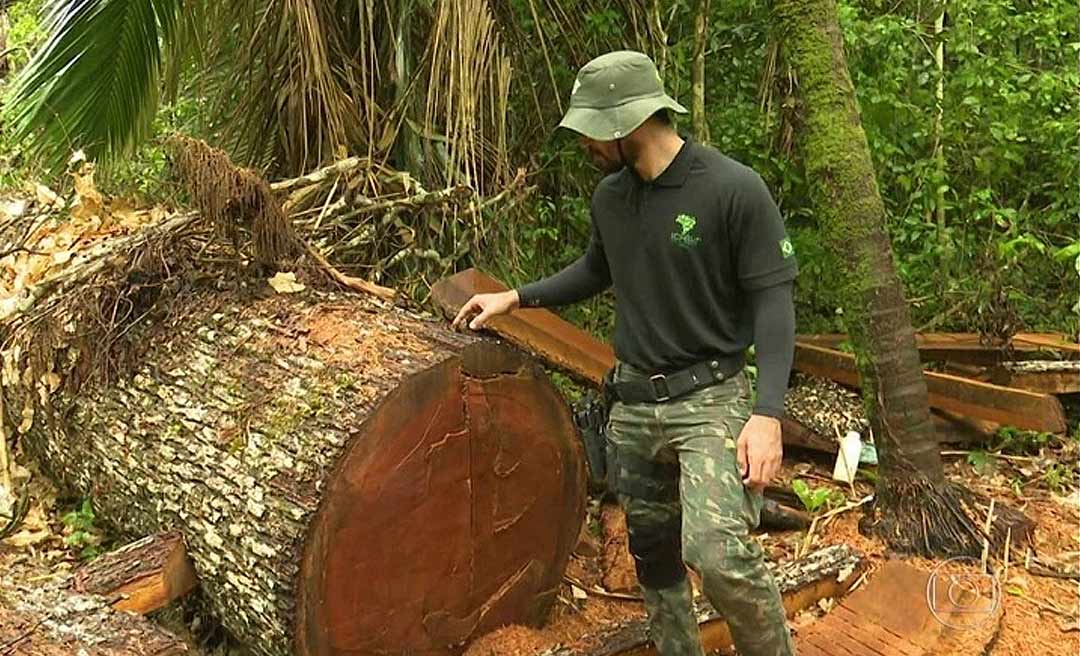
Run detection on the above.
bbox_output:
[771,0,1031,558]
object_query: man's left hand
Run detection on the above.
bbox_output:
[736,415,783,493]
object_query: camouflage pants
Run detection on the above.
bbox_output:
[606,361,795,656]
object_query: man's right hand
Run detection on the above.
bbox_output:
[451,290,520,331]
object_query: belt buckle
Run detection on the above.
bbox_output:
[649,374,671,402]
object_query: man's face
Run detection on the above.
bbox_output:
[579,136,624,174]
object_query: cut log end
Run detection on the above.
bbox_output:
[72,531,198,615]
[296,342,586,655]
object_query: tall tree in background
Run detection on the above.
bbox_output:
[770,0,1030,557]
[691,0,710,142]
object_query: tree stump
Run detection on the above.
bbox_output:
[20,291,587,656]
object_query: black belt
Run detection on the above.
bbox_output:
[609,358,741,404]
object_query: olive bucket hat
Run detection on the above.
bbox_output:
[558,50,688,141]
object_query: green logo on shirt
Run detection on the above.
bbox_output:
[671,214,702,249]
[780,237,795,258]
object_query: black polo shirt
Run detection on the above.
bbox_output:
[519,138,798,374]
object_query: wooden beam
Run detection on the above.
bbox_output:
[1013,332,1080,358]
[431,269,614,386]
[794,342,1067,434]
[780,416,838,453]
[931,409,1000,444]
[72,531,198,615]
[799,332,1079,365]
[798,561,1002,656]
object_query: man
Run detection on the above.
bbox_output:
[452,50,797,656]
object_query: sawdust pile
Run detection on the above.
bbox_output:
[463,625,551,656]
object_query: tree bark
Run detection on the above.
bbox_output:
[649,0,670,80]
[932,3,948,276]
[771,0,1031,557]
[18,291,586,656]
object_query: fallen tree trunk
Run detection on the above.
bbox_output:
[18,291,587,656]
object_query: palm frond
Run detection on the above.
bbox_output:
[5,0,185,168]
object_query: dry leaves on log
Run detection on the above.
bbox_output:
[0,160,169,322]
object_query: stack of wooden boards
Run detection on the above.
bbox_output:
[795,333,1076,436]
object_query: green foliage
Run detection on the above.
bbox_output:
[1042,463,1073,494]
[855,467,878,484]
[4,0,183,170]
[476,150,617,339]
[966,449,993,475]
[696,0,1077,336]
[791,478,846,514]
[836,0,1079,334]
[547,369,590,403]
[101,95,203,200]
[990,427,1056,455]
[1,0,1073,341]
[4,0,48,71]
[61,498,102,560]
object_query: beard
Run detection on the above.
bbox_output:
[588,147,624,174]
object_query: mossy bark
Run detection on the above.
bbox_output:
[771,0,1031,557]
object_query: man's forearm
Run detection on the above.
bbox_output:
[748,282,795,418]
[516,254,611,308]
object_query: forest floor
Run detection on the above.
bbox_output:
[461,442,1079,656]
[2,435,1076,656]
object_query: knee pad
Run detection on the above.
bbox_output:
[626,513,686,589]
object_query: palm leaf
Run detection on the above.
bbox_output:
[5,0,184,168]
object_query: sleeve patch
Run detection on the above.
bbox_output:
[779,237,795,259]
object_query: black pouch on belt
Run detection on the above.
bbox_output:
[571,369,616,493]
